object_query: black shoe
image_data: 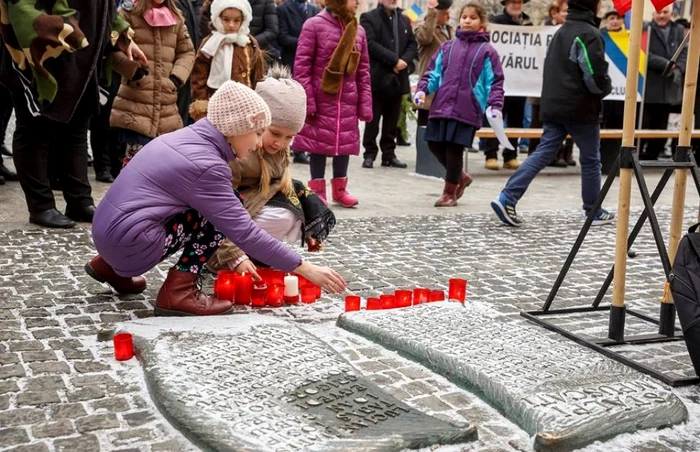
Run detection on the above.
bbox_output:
[381,157,407,168]
[396,137,411,147]
[362,158,374,168]
[293,152,311,164]
[0,145,11,157]
[0,163,18,181]
[29,209,76,229]
[65,204,96,223]
[0,175,5,185]
[96,170,114,183]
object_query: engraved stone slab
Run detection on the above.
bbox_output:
[337,302,688,451]
[122,316,477,451]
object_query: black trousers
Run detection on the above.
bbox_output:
[12,94,94,214]
[363,93,401,162]
[482,96,524,161]
[640,102,673,160]
[89,73,124,179]
[0,82,12,164]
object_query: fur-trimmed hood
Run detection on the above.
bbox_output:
[209,0,253,44]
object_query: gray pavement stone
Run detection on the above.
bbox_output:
[76,413,120,433]
[0,427,30,448]
[49,403,87,420]
[32,420,75,438]
[54,434,100,452]
[5,443,51,452]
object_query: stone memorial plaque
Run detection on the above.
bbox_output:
[122,316,477,451]
[337,302,688,451]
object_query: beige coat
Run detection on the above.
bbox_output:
[110,9,195,138]
[413,10,453,110]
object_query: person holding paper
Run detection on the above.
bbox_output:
[491,0,614,227]
[415,3,504,207]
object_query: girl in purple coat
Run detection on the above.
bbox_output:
[292,0,373,208]
[86,81,346,317]
[415,3,505,207]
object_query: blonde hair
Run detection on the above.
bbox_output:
[258,150,294,199]
[132,0,184,21]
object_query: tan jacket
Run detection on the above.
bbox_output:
[189,34,266,120]
[110,9,195,138]
[413,10,453,110]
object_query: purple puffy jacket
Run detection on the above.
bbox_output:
[92,119,302,277]
[292,10,373,157]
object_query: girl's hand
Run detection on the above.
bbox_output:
[235,259,261,281]
[427,0,438,9]
[413,91,426,107]
[294,262,346,294]
[307,238,323,252]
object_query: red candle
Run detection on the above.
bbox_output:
[266,284,284,307]
[380,294,395,309]
[448,278,467,303]
[251,282,267,307]
[215,270,236,302]
[271,270,285,286]
[345,295,361,312]
[113,333,134,361]
[394,290,412,308]
[430,290,445,301]
[315,284,322,299]
[366,297,382,310]
[301,284,317,304]
[413,288,430,304]
[234,273,253,305]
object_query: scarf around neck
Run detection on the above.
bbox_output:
[201,31,251,89]
[140,2,178,27]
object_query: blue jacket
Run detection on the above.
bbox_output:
[417,30,504,128]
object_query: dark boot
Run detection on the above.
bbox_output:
[85,255,147,294]
[434,182,459,207]
[29,209,75,228]
[455,171,473,200]
[563,142,576,166]
[0,163,17,181]
[65,204,95,223]
[155,268,233,316]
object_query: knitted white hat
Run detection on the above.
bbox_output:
[255,65,307,134]
[210,0,253,37]
[207,81,271,137]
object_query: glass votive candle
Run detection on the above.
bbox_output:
[366,297,382,310]
[430,290,445,301]
[251,282,267,307]
[113,332,134,361]
[380,294,395,309]
[315,284,322,299]
[301,284,317,304]
[448,278,467,303]
[395,290,412,308]
[345,295,361,312]
[413,288,430,304]
[234,272,253,305]
[266,284,284,307]
[215,270,236,302]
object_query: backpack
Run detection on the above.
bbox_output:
[670,223,700,333]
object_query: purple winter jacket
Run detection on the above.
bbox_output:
[417,30,504,128]
[92,119,303,277]
[292,10,373,156]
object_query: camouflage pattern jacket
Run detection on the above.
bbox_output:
[0,0,132,122]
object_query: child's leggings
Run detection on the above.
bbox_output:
[160,209,226,274]
[427,141,463,184]
[309,154,350,179]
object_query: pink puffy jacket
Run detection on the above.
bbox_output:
[292,10,373,157]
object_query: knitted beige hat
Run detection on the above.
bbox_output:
[255,65,307,134]
[207,81,271,137]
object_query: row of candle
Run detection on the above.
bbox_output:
[344,278,467,312]
[214,269,322,307]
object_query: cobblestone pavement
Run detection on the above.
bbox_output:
[2,206,700,451]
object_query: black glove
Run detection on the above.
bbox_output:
[132,67,148,82]
[672,68,683,86]
[169,74,182,89]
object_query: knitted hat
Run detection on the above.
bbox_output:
[207,81,271,136]
[210,0,253,35]
[255,65,307,134]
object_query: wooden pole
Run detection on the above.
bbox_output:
[611,0,645,310]
[667,2,700,277]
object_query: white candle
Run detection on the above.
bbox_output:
[284,275,299,297]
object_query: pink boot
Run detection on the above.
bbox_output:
[331,177,358,208]
[308,179,327,205]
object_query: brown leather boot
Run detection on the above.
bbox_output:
[154,268,233,316]
[434,182,459,207]
[455,171,473,200]
[85,255,147,294]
